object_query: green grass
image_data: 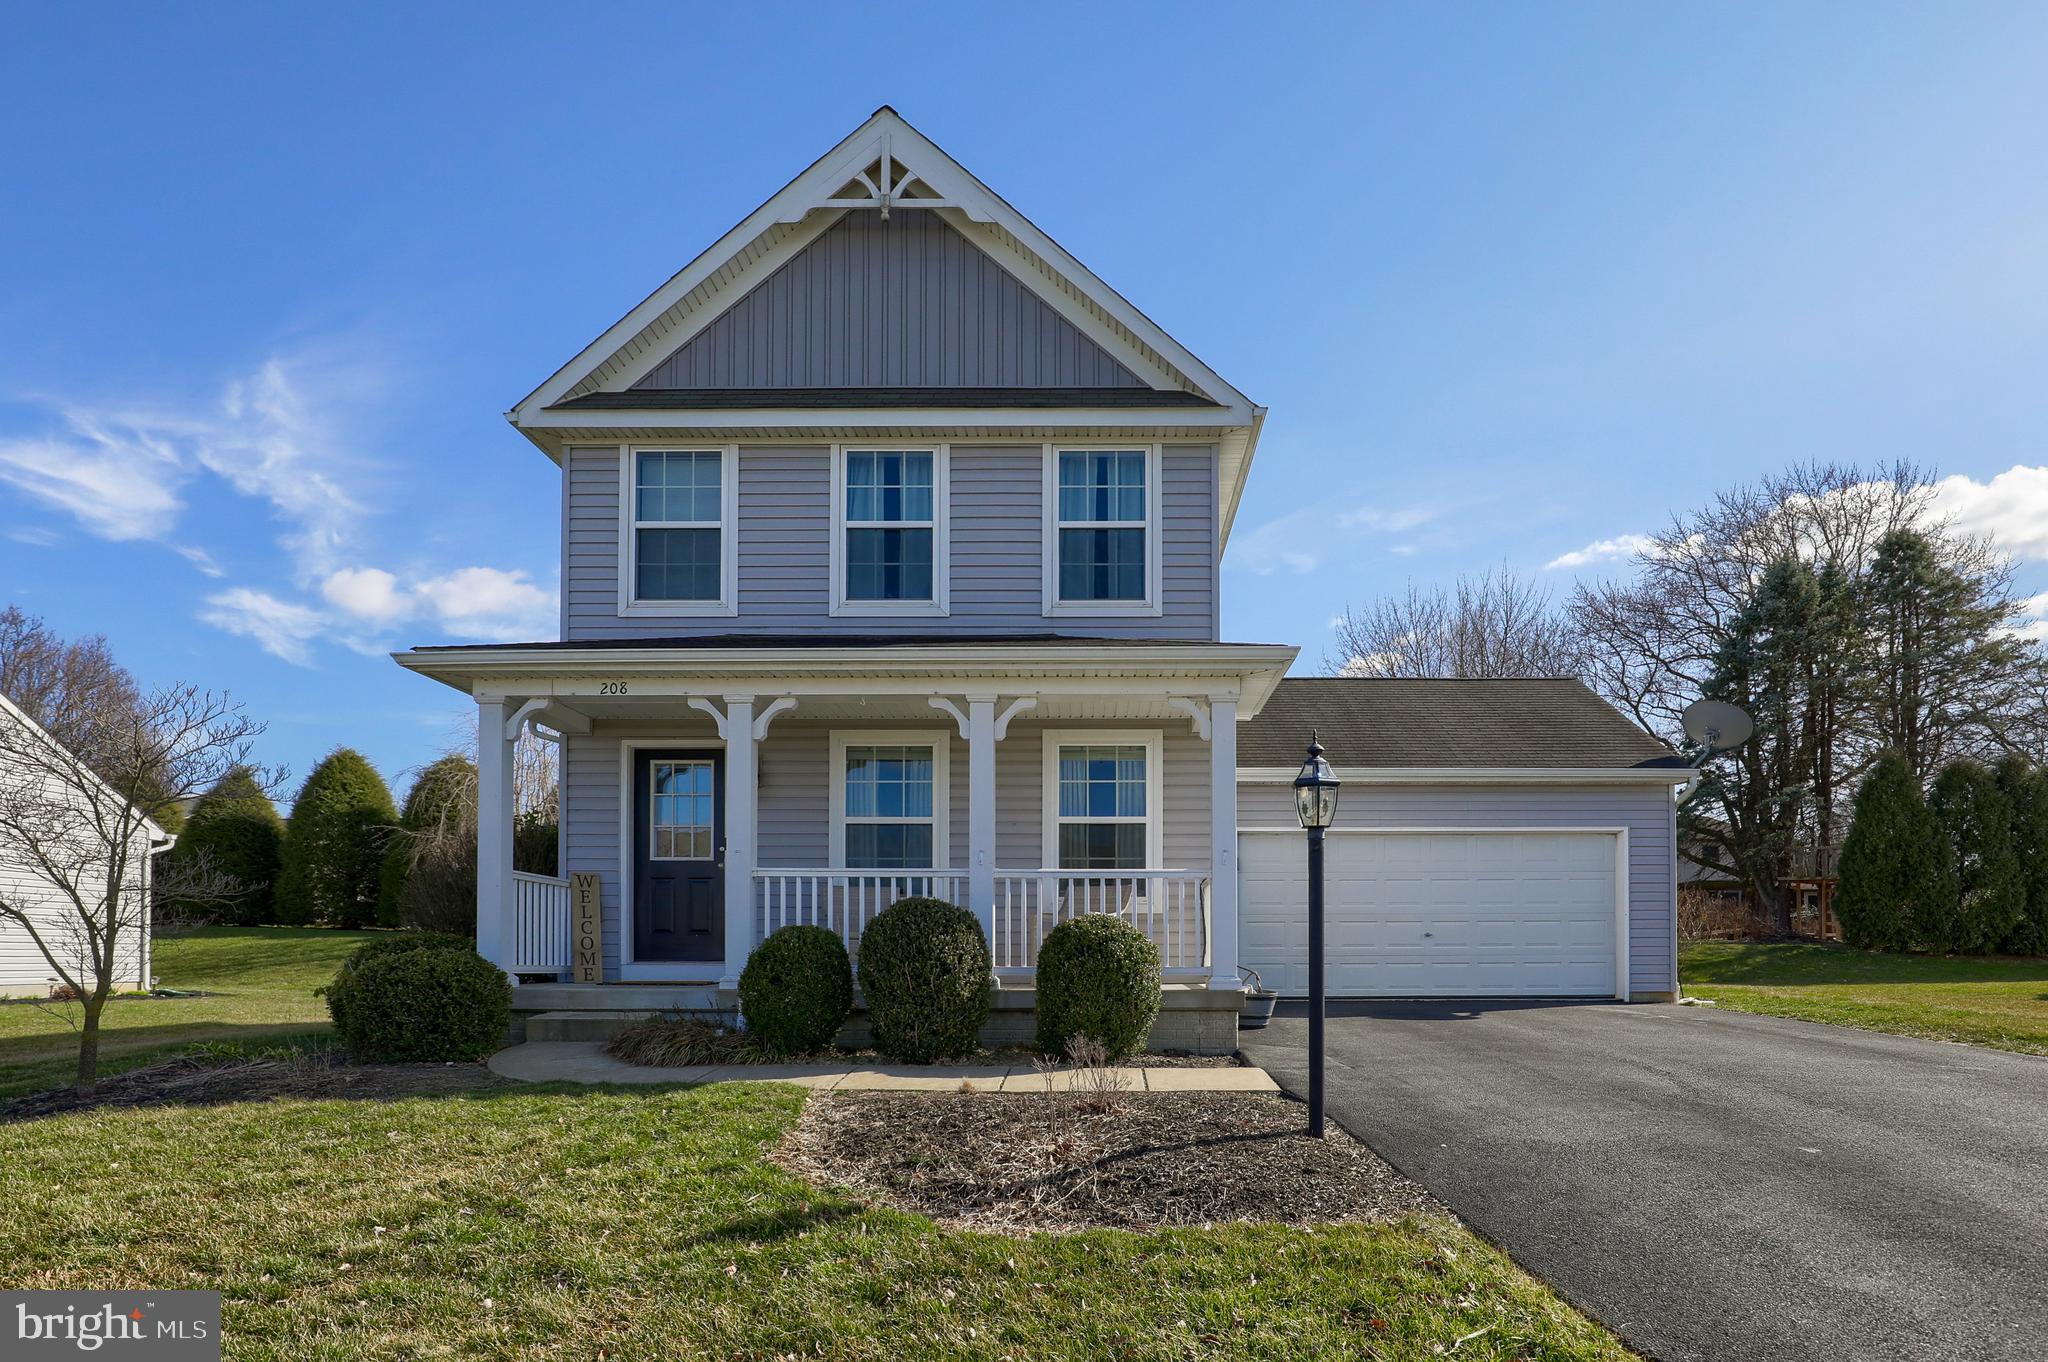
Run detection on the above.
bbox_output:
[1680,941,2048,1055]
[0,927,374,1097]
[0,1080,1633,1361]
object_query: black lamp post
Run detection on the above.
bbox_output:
[1292,732,1341,1138]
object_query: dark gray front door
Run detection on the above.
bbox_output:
[633,749,724,963]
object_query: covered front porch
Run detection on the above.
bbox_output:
[396,639,1294,996]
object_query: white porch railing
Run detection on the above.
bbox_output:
[508,871,571,972]
[754,869,971,962]
[994,870,1210,976]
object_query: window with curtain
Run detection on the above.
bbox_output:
[1055,450,1147,603]
[842,744,936,869]
[1055,744,1149,869]
[633,450,724,602]
[843,450,935,602]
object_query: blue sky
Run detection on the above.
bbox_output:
[5,2,2047,799]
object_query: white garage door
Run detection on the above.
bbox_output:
[1238,831,1621,998]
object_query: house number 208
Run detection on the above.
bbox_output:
[599,681,628,695]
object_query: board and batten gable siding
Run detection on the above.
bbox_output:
[1236,782,1679,997]
[564,443,1219,640]
[562,716,1216,973]
[630,210,1146,390]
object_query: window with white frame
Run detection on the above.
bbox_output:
[1046,735,1158,871]
[832,733,949,871]
[834,447,946,612]
[626,448,733,610]
[1048,448,1156,610]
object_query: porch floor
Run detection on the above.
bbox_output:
[488,1041,1280,1092]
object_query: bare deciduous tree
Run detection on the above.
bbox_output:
[1326,566,1585,678]
[0,685,278,1094]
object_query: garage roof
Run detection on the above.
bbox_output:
[1238,677,1687,771]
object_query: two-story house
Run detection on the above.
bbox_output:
[397,108,1688,1049]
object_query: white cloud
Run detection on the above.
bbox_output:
[2012,591,2048,644]
[199,588,329,667]
[1545,533,1656,571]
[1233,500,1443,576]
[322,567,412,623]
[1929,465,2048,561]
[1337,504,1438,533]
[413,567,555,640]
[0,429,185,540]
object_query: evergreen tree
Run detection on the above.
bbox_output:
[1928,759,2022,954]
[1833,753,1946,952]
[163,766,284,925]
[1993,756,2048,956]
[275,748,398,928]
[1864,529,2027,783]
[375,755,475,928]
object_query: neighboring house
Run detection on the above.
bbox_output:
[0,690,169,997]
[394,108,1688,1043]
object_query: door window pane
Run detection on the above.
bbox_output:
[650,760,716,860]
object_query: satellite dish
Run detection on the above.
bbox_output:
[1682,699,1754,753]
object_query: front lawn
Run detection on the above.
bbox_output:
[1679,941,2048,1055]
[0,1079,1634,1360]
[0,927,374,1097]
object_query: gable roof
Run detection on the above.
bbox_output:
[0,689,173,843]
[508,107,1267,540]
[1238,677,1689,773]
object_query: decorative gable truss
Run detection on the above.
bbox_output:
[510,107,1266,539]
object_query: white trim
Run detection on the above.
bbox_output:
[1166,696,1210,740]
[1040,728,1165,872]
[520,407,1247,433]
[1236,765,1691,785]
[616,444,739,617]
[827,729,953,871]
[994,696,1037,739]
[1041,444,1164,617]
[617,736,727,973]
[1235,825,1631,1001]
[828,444,950,617]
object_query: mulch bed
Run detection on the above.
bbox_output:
[2,1053,515,1123]
[780,1087,1442,1233]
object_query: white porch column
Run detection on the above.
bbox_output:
[966,693,998,949]
[475,696,516,973]
[1208,695,1239,989]
[719,695,757,989]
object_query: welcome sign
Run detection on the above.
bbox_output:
[571,872,603,983]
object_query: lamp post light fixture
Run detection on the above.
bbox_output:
[1292,732,1341,1138]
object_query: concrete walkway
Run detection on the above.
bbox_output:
[489,1040,1279,1092]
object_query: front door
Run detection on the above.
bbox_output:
[633,750,724,963]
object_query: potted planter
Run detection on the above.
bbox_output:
[1237,967,1279,1028]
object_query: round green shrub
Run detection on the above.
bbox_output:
[325,938,509,1062]
[855,896,990,1062]
[1034,914,1162,1058]
[740,925,853,1055]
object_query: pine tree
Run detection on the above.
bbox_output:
[1993,756,2048,956]
[275,748,398,928]
[1834,753,1946,952]
[163,766,285,925]
[1928,759,2022,954]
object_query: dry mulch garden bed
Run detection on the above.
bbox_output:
[2,1052,514,1123]
[781,1085,1441,1233]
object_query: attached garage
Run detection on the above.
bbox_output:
[1235,678,1688,1001]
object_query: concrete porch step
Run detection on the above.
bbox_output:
[526,1010,670,1043]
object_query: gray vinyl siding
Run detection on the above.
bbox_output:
[631,210,1144,390]
[1236,782,1679,997]
[562,443,1219,641]
[561,717,1214,974]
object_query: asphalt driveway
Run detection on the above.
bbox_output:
[1238,1000,2048,1362]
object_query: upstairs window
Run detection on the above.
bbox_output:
[624,447,735,614]
[833,447,948,615]
[1047,447,1160,614]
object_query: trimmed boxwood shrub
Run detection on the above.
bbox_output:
[1034,913,1162,1058]
[856,896,989,1062]
[325,936,510,1062]
[740,925,853,1055]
